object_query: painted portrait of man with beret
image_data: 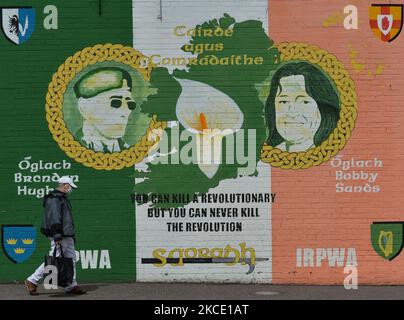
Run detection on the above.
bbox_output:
[73,67,137,153]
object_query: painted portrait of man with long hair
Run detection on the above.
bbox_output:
[265,61,340,152]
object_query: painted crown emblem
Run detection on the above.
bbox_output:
[22,239,34,245]
[6,239,17,245]
[14,248,25,254]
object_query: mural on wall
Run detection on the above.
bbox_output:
[6,0,404,286]
[43,0,357,284]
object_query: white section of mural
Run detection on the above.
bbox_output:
[133,0,271,283]
[135,162,272,283]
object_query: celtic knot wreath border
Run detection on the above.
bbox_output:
[45,43,167,171]
[260,42,358,169]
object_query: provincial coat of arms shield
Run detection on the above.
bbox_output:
[1,7,35,45]
[369,4,403,42]
[1,225,37,263]
[371,222,404,261]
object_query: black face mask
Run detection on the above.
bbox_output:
[110,98,137,110]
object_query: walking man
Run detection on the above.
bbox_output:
[25,176,86,295]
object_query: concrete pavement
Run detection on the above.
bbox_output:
[0,282,404,300]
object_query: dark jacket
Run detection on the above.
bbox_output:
[40,190,75,241]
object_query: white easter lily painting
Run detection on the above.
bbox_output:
[175,78,244,179]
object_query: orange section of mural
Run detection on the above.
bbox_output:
[270,0,404,284]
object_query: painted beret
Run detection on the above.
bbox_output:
[74,67,132,99]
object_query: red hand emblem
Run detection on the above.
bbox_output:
[382,16,390,31]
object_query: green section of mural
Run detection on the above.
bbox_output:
[134,15,279,208]
[0,0,135,282]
